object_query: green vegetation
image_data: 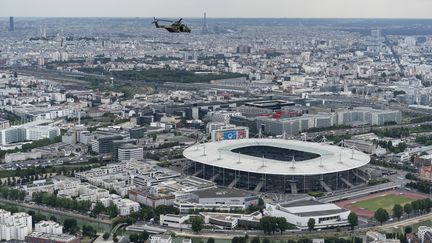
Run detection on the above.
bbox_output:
[129,231,149,243]
[407,179,432,194]
[0,187,26,201]
[259,216,294,235]
[0,136,61,158]
[374,208,389,225]
[79,68,247,83]
[307,191,324,197]
[191,216,204,233]
[307,218,315,232]
[306,125,351,133]
[373,127,410,138]
[351,194,415,212]
[415,136,432,146]
[393,204,403,220]
[370,158,417,173]
[32,192,92,213]
[374,140,407,153]
[348,212,358,230]
[64,218,79,234]
[411,116,432,123]
[0,162,103,183]
[368,178,390,186]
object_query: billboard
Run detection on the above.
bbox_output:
[212,127,249,141]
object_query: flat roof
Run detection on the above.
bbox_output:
[183,138,370,176]
[193,188,254,199]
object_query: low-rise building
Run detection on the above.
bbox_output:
[159,214,190,229]
[35,220,63,235]
[266,199,350,230]
[25,232,80,243]
[150,235,172,243]
[128,187,175,208]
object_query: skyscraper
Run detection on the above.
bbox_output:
[201,12,209,34]
[9,17,14,31]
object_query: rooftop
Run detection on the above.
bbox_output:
[183,138,370,176]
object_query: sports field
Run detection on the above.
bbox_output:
[336,190,428,218]
[351,194,415,212]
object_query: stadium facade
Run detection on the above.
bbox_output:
[183,138,370,193]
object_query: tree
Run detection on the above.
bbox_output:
[82,225,96,236]
[129,233,139,242]
[404,203,413,217]
[107,204,119,219]
[307,218,315,232]
[374,208,389,225]
[102,232,110,241]
[276,217,289,234]
[405,226,413,235]
[140,231,149,242]
[393,204,403,220]
[259,216,278,235]
[250,237,260,243]
[207,238,215,243]
[191,216,204,233]
[348,212,358,230]
[262,239,270,243]
[63,218,78,233]
[49,216,57,222]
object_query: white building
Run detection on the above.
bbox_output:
[0,210,32,241]
[160,214,190,229]
[418,226,432,243]
[118,144,143,162]
[35,220,63,235]
[113,198,140,216]
[150,235,172,243]
[266,199,350,230]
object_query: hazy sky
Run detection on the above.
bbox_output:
[1,0,432,18]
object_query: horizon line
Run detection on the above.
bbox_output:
[2,16,432,20]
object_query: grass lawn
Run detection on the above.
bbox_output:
[351,194,415,212]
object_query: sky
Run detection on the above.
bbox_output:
[1,0,432,19]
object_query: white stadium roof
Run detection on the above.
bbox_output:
[183,138,370,176]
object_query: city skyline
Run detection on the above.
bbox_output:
[1,0,432,19]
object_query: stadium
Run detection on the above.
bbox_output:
[183,138,371,193]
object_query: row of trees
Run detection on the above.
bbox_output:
[32,191,92,213]
[0,187,26,201]
[374,140,407,153]
[374,198,432,224]
[91,201,119,219]
[369,158,417,173]
[259,216,292,235]
[407,179,432,194]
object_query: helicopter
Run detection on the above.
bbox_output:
[152,18,191,33]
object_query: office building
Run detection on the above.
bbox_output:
[91,135,123,154]
[118,144,143,162]
[9,17,14,31]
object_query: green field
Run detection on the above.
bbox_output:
[352,194,415,212]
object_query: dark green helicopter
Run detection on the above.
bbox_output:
[152,18,191,33]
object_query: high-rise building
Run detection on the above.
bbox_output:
[202,12,209,34]
[9,17,14,31]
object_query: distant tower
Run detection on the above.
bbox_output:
[9,17,14,31]
[201,12,209,34]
